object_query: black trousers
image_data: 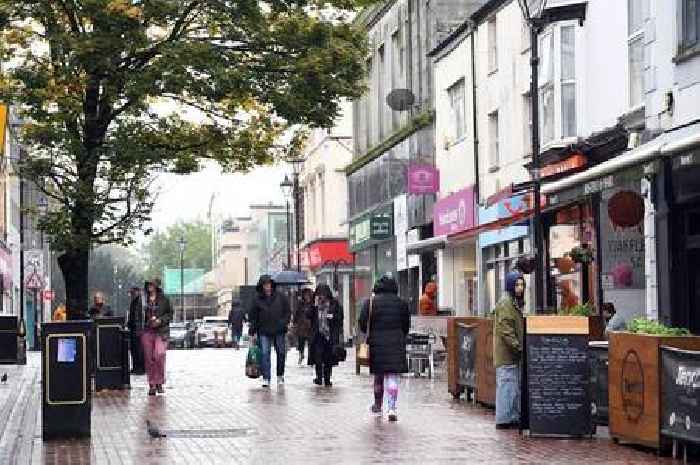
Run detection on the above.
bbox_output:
[130,330,145,374]
[314,337,334,383]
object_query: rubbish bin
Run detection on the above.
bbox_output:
[42,320,92,440]
[94,317,129,391]
[0,315,18,364]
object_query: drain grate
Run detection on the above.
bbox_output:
[160,427,257,439]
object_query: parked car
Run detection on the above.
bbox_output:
[169,322,196,349]
[195,316,232,348]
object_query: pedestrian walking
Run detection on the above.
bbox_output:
[141,280,173,396]
[52,305,67,321]
[358,275,410,422]
[493,270,525,429]
[127,287,146,375]
[248,275,291,388]
[228,298,246,350]
[307,284,343,387]
[294,288,313,365]
[89,292,114,318]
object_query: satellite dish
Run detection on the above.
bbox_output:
[386,89,416,112]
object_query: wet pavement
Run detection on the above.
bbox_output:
[0,349,691,464]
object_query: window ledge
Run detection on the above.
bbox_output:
[488,165,500,173]
[488,67,499,77]
[674,44,700,64]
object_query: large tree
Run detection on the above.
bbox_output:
[0,1,367,317]
[142,220,212,280]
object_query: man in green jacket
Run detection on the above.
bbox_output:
[493,270,526,429]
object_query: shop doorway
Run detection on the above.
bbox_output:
[684,208,700,334]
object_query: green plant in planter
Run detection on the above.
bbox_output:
[626,318,691,336]
[568,245,594,264]
[558,302,592,317]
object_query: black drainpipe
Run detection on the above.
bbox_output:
[470,28,480,202]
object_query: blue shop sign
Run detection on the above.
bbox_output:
[478,194,530,248]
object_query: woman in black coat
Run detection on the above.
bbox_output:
[307,284,343,387]
[358,276,410,422]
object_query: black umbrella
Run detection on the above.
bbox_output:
[271,270,311,286]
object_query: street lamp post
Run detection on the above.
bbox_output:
[177,236,186,322]
[280,175,293,269]
[288,158,305,273]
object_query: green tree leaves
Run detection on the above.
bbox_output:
[142,220,212,282]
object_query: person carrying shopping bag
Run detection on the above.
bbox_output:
[358,275,410,422]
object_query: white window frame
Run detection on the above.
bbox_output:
[447,78,466,142]
[628,0,647,109]
[488,17,498,73]
[488,110,499,170]
[537,22,578,151]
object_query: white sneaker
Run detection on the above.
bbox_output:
[388,409,398,422]
[277,377,285,386]
[262,379,270,388]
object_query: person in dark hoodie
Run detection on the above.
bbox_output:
[248,275,291,388]
[127,287,145,374]
[493,270,526,429]
[307,284,343,387]
[359,275,410,422]
[228,298,246,350]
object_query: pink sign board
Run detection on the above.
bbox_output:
[408,164,440,194]
[433,186,476,236]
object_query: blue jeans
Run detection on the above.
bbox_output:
[259,333,287,381]
[495,364,520,425]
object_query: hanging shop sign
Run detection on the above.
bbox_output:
[349,205,394,252]
[407,163,440,194]
[433,186,476,236]
[304,240,353,271]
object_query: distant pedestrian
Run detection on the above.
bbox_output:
[307,284,343,387]
[128,287,146,375]
[141,280,173,396]
[603,302,626,336]
[228,298,246,350]
[493,270,525,429]
[248,275,291,388]
[294,288,314,365]
[419,281,438,316]
[52,305,67,321]
[358,275,410,422]
[89,292,114,318]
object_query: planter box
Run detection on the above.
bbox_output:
[608,332,700,449]
[447,317,495,406]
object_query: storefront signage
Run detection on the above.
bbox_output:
[408,163,440,194]
[406,229,420,268]
[304,241,353,270]
[478,194,530,248]
[349,206,394,251]
[549,166,644,207]
[541,153,587,179]
[394,195,409,271]
[433,186,476,236]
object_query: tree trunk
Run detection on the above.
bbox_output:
[58,248,90,320]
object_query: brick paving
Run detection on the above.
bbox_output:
[0,349,693,464]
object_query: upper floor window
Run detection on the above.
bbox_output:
[488,110,500,170]
[448,78,466,141]
[538,24,577,148]
[679,0,700,58]
[488,18,498,73]
[628,0,648,108]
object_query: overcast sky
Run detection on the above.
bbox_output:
[144,162,288,235]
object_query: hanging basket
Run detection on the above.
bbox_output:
[569,245,594,264]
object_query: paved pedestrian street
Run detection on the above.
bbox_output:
[0,350,692,464]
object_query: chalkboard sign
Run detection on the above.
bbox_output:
[527,334,591,436]
[661,346,700,444]
[457,323,476,389]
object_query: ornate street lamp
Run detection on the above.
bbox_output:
[280,175,293,269]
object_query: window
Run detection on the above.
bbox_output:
[488,111,499,169]
[561,26,577,137]
[488,18,498,72]
[391,30,403,130]
[366,58,373,148]
[539,30,555,145]
[538,25,577,147]
[523,94,532,157]
[681,0,700,52]
[628,0,647,108]
[378,45,385,139]
[447,78,466,140]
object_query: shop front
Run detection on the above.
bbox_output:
[431,186,478,316]
[477,195,532,315]
[349,204,395,320]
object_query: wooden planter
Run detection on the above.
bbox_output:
[447,316,495,406]
[608,332,700,449]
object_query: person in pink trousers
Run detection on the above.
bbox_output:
[141,279,173,396]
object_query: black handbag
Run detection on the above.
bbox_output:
[333,345,347,362]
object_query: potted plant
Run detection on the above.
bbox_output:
[608,318,700,449]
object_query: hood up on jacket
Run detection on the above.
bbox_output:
[256,274,277,295]
[505,270,525,307]
[373,275,399,295]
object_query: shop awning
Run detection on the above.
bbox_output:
[406,235,447,255]
[542,121,700,195]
